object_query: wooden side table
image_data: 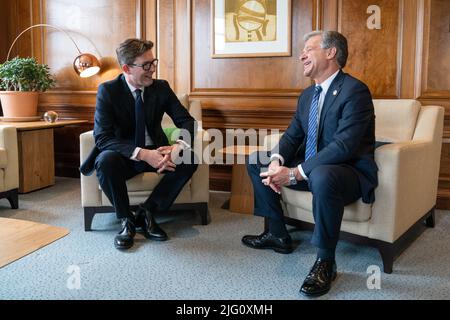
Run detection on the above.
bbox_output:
[219,145,266,214]
[0,119,87,193]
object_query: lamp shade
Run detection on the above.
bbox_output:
[6,24,101,78]
[73,53,101,78]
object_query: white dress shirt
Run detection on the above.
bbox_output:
[124,79,155,160]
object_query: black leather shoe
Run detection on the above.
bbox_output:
[241,230,293,254]
[135,205,168,241]
[114,218,136,250]
[300,258,337,297]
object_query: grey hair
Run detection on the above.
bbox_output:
[116,38,154,66]
[304,30,348,68]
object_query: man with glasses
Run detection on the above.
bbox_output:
[82,38,198,250]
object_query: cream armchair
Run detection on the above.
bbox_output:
[265,100,444,273]
[80,95,209,231]
[0,125,19,209]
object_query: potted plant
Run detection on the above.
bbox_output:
[0,57,55,118]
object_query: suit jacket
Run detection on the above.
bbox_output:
[276,71,378,203]
[80,74,195,176]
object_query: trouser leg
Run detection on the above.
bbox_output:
[246,151,285,220]
[308,165,362,249]
[247,151,309,219]
[143,150,198,212]
[95,150,139,220]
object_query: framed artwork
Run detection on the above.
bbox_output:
[212,0,292,58]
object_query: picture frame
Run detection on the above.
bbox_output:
[212,0,292,58]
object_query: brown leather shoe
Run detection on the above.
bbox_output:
[241,230,293,254]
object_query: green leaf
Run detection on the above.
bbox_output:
[0,57,55,92]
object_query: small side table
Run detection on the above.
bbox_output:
[0,119,88,193]
[219,145,266,214]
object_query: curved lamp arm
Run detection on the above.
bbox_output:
[6,23,100,78]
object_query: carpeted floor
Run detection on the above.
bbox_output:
[0,177,449,300]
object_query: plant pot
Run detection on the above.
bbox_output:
[0,91,39,117]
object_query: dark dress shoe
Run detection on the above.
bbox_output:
[135,205,168,241]
[300,258,337,297]
[114,218,136,250]
[241,230,293,254]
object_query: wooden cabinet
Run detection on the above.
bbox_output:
[4,120,87,193]
[17,128,54,193]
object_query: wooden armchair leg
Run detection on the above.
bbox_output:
[84,207,97,231]
[7,189,19,209]
[425,209,435,228]
[195,202,209,225]
[377,244,394,274]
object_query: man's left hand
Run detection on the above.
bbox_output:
[260,166,294,188]
[156,144,183,173]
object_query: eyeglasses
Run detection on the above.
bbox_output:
[129,59,158,71]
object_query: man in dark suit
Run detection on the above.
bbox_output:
[83,38,198,250]
[242,31,378,297]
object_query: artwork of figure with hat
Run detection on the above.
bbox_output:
[225,0,277,42]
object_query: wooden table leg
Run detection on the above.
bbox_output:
[229,164,254,214]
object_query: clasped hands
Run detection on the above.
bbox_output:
[260,160,302,194]
[137,143,183,173]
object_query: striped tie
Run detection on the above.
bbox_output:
[305,85,323,161]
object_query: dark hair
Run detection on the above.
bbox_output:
[116,39,154,66]
[304,30,348,68]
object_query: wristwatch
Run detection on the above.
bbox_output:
[289,168,297,185]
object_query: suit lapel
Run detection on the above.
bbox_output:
[318,71,345,138]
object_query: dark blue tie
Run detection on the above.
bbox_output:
[305,85,323,161]
[134,89,145,148]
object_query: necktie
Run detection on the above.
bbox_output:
[134,89,145,148]
[305,85,323,161]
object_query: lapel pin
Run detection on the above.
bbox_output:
[333,90,338,96]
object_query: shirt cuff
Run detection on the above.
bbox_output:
[270,153,285,166]
[130,147,142,161]
[176,139,191,150]
[298,164,308,180]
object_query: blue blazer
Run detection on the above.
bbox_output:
[276,71,378,203]
[80,74,195,176]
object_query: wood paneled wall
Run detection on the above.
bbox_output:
[0,0,9,62]
[2,0,450,207]
[162,0,450,200]
[1,0,157,176]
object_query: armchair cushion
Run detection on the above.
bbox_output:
[281,187,372,222]
[0,125,19,209]
[373,99,421,142]
[0,148,8,168]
